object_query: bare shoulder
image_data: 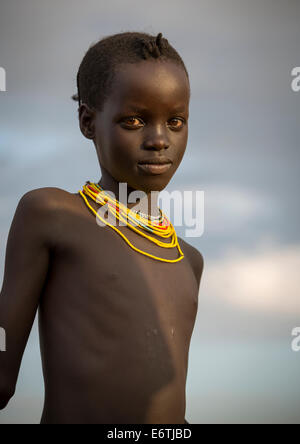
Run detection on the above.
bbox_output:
[17,187,77,248]
[178,237,204,289]
[20,186,75,210]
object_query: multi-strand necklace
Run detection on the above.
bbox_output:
[78,181,184,263]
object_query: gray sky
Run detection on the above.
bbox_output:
[0,0,300,424]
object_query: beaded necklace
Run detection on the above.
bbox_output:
[130,208,161,221]
[78,181,184,263]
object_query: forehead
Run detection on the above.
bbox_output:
[106,60,190,111]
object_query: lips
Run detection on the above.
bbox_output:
[137,157,173,175]
[138,157,173,165]
[137,162,172,175]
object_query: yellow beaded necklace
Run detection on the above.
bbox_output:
[78,181,184,263]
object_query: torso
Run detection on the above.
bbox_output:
[38,188,199,424]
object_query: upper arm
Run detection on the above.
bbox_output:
[181,239,204,291]
[191,248,204,290]
[0,189,53,398]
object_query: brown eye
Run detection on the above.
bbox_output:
[124,117,142,126]
[169,118,184,129]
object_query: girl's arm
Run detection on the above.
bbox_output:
[0,190,53,409]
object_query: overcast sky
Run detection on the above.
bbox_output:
[0,0,299,424]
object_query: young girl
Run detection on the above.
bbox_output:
[0,31,204,424]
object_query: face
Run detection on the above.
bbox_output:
[79,59,190,194]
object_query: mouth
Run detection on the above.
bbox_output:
[137,162,172,175]
[137,157,173,175]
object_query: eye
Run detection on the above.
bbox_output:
[122,117,143,127]
[120,116,186,130]
[168,118,185,129]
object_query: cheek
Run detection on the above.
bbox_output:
[114,125,143,145]
[178,143,187,162]
[102,128,140,169]
[172,130,188,163]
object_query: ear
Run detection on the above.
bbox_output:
[78,103,96,140]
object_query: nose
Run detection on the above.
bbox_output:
[143,126,170,151]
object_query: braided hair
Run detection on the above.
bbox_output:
[72,31,190,112]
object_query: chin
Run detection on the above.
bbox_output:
[133,175,171,191]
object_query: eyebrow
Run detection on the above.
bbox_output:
[123,104,187,113]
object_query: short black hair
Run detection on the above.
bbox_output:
[72,31,190,112]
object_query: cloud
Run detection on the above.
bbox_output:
[203,184,272,235]
[202,240,300,316]
[166,182,276,237]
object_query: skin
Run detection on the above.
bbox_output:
[0,59,204,424]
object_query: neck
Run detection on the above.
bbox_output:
[97,174,161,218]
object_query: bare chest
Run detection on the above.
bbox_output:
[42,199,199,365]
[53,217,198,337]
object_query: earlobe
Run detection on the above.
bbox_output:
[79,103,95,140]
